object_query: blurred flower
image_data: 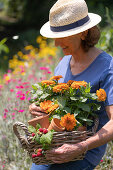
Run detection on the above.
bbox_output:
[10,89,14,92]
[18,110,24,113]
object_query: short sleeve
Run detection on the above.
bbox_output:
[100,68,113,106]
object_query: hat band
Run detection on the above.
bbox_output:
[50,15,90,32]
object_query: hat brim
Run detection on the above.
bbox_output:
[40,13,101,38]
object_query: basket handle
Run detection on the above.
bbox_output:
[91,117,99,134]
[13,122,31,149]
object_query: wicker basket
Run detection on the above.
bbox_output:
[13,118,99,165]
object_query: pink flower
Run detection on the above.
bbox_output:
[18,110,24,113]
[16,91,22,95]
[26,91,29,94]
[48,71,51,74]
[10,89,14,92]
[27,97,31,101]
[16,86,20,88]
[22,82,30,85]
[20,96,26,100]
[3,115,7,119]
[40,67,49,71]
[14,108,18,111]
[0,84,3,89]
[20,85,24,88]
[12,113,15,116]
[8,69,11,73]
[12,117,15,120]
[4,109,8,112]
[100,160,103,163]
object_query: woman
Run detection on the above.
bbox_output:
[29,0,113,169]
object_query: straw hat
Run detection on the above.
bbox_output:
[40,0,101,38]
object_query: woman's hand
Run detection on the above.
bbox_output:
[29,103,46,117]
[46,143,87,164]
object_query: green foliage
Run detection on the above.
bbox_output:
[28,124,54,150]
[30,80,104,127]
[0,38,9,54]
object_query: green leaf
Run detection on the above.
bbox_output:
[40,93,50,100]
[90,93,98,100]
[74,112,79,117]
[70,97,79,101]
[36,90,43,95]
[63,107,71,113]
[35,134,40,144]
[32,83,41,90]
[52,114,61,119]
[57,96,66,109]
[85,83,91,93]
[80,97,87,102]
[36,123,41,130]
[76,103,90,112]
[79,117,93,122]
[40,131,53,145]
[28,126,36,133]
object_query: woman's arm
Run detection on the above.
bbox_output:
[84,105,113,150]
[46,105,113,163]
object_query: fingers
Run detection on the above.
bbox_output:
[29,103,43,112]
[31,111,46,117]
[29,103,46,117]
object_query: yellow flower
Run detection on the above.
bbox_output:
[50,75,63,81]
[53,84,69,93]
[40,100,53,113]
[41,80,55,86]
[71,81,87,89]
[60,113,77,131]
[96,88,107,101]
[24,45,34,51]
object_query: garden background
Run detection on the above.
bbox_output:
[0,0,113,169]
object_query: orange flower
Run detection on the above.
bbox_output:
[47,104,59,113]
[96,88,107,101]
[60,113,77,131]
[41,80,55,86]
[53,84,69,93]
[71,81,87,89]
[50,75,63,81]
[40,100,53,113]
[67,80,75,86]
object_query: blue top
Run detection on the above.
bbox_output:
[54,51,113,166]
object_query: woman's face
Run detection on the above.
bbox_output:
[54,33,82,55]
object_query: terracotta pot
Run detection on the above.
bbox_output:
[77,126,87,131]
[48,118,65,132]
[28,114,50,129]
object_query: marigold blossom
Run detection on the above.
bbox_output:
[47,104,59,113]
[96,88,107,101]
[53,84,69,93]
[50,75,63,81]
[67,80,75,86]
[71,81,87,89]
[60,113,77,131]
[40,100,53,113]
[41,80,55,86]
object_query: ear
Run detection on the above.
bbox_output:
[81,30,88,40]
